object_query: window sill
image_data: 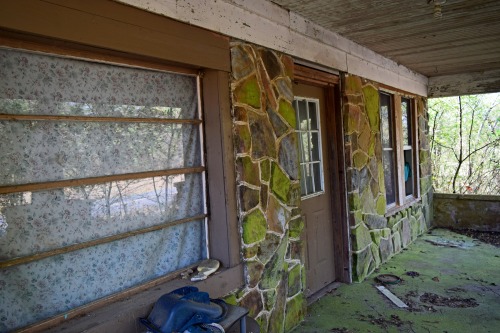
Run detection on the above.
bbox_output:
[24,264,244,333]
[384,197,421,217]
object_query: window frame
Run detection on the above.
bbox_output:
[379,89,420,215]
[294,96,326,199]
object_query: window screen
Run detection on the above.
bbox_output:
[380,92,397,206]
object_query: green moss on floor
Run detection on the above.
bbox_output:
[292,229,500,333]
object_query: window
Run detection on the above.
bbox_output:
[379,92,418,211]
[294,97,324,198]
[0,48,208,330]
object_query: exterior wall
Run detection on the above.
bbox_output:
[343,75,433,282]
[433,194,500,231]
[115,0,428,97]
[227,41,306,332]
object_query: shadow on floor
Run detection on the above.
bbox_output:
[291,228,500,333]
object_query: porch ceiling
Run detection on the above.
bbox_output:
[270,0,500,97]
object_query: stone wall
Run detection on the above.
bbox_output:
[433,193,500,231]
[343,74,433,282]
[228,41,306,333]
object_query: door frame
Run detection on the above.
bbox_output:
[294,63,351,283]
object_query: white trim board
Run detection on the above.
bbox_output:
[115,0,428,96]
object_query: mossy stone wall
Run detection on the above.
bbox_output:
[229,41,306,332]
[343,74,433,282]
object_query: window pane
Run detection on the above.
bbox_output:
[308,101,318,130]
[294,97,324,197]
[401,98,412,146]
[1,219,205,330]
[383,149,396,205]
[297,100,308,131]
[0,49,198,119]
[303,163,313,195]
[300,132,310,163]
[380,93,393,148]
[0,121,200,186]
[404,149,414,196]
[311,132,320,162]
[0,174,203,259]
[312,162,323,192]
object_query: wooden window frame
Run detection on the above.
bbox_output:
[0,1,241,332]
[380,89,421,215]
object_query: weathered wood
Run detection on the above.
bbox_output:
[429,69,500,97]
[0,167,205,195]
[0,0,230,71]
[202,70,240,268]
[0,114,202,124]
[0,214,208,269]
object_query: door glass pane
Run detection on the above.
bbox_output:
[311,132,320,162]
[312,162,323,193]
[308,101,318,130]
[294,97,324,198]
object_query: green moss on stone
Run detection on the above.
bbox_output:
[287,264,302,296]
[363,85,380,133]
[242,209,267,244]
[351,223,372,251]
[278,99,297,128]
[243,245,259,259]
[263,289,277,311]
[352,246,372,282]
[234,124,251,154]
[260,233,289,290]
[370,230,382,246]
[270,162,291,203]
[353,150,369,169]
[284,294,306,332]
[289,217,304,238]
[348,192,361,211]
[345,105,361,135]
[235,75,261,108]
[370,242,381,268]
[223,294,238,306]
[344,75,363,94]
[260,159,271,182]
[237,156,260,186]
[381,228,391,239]
[376,195,387,215]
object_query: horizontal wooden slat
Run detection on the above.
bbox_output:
[0,114,202,124]
[0,213,208,269]
[0,166,205,194]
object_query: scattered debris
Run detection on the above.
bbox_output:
[180,268,194,279]
[447,287,466,293]
[406,271,420,278]
[330,328,354,333]
[432,276,440,282]
[375,274,402,285]
[359,314,409,329]
[190,259,220,281]
[419,292,479,308]
[449,228,500,247]
[425,237,475,249]
[375,285,409,308]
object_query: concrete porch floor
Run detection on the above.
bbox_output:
[291,229,500,333]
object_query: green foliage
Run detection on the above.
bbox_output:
[428,93,499,194]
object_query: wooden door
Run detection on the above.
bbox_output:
[294,82,337,296]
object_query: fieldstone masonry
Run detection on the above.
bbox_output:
[343,75,433,282]
[228,41,306,332]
